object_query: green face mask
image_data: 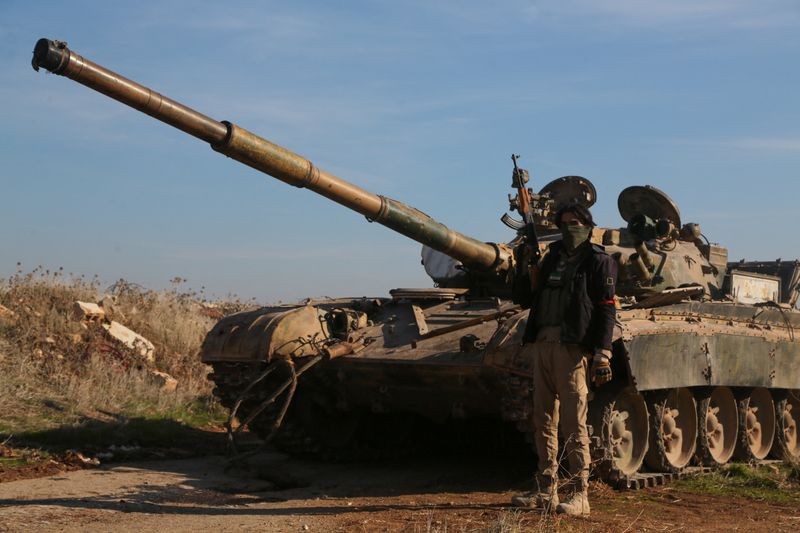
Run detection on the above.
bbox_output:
[561,225,591,252]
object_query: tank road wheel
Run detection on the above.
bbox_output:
[735,387,776,461]
[591,390,649,481]
[695,387,738,466]
[771,390,800,460]
[645,388,698,472]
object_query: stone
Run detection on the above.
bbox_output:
[102,321,155,363]
[150,370,178,392]
[74,301,106,323]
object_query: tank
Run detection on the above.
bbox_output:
[33,38,800,487]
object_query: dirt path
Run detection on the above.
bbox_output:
[1,452,798,532]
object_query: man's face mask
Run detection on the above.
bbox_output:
[561,224,591,252]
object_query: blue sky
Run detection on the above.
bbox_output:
[2,1,799,302]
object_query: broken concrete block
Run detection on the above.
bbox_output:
[101,321,155,363]
[150,370,178,392]
[74,301,106,323]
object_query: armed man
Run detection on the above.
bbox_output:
[510,203,617,516]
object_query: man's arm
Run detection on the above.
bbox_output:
[590,253,618,352]
[510,243,535,309]
[511,246,556,309]
[589,252,617,386]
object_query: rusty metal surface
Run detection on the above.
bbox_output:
[730,260,800,306]
[619,303,800,391]
[728,270,781,304]
[200,305,327,362]
[538,175,597,211]
[630,286,705,308]
[411,305,429,336]
[32,39,227,144]
[618,185,682,227]
[606,240,720,298]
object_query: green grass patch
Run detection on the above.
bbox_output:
[3,397,228,455]
[674,462,800,504]
[134,396,228,428]
[0,446,51,468]
[0,456,34,468]
[9,416,224,456]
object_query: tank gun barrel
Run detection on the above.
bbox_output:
[32,38,509,273]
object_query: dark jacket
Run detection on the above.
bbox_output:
[512,240,617,352]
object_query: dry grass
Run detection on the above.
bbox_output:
[0,265,256,441]
[409,509,582,533]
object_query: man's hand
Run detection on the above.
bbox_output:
[514,242,533,271]
[591,352,612,386]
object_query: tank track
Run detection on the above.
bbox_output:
[498,374,797,490]
[209,361,292,449]
[215,363,796,487]
[613,466,714,489]
[210,361,351,457]
[499,374,535,443]
[210,362,432,460]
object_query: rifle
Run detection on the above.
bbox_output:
[508,154,542,289]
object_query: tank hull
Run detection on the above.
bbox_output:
[206,294,800,483]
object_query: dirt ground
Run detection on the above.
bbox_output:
[1,451,799,532]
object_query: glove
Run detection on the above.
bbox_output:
[591,353,612,386]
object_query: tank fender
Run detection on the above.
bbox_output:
[200,305,329,363]
[623,333,800,391]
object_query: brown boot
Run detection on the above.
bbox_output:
[510,480,559,511]
[555,490,590,516]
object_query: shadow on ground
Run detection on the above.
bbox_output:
[0,449,535,516]
[2,414,230,459]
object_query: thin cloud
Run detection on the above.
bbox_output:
[724,137,800,152]
[663,137,800,153]
[423,0,800,33]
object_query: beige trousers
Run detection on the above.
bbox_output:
[528,326,590,492]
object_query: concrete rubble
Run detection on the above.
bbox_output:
[101,321,156,363]
[150,370,179,392]
[75,300,155,363]
[74,301,105,322]
[73,300,176,388]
